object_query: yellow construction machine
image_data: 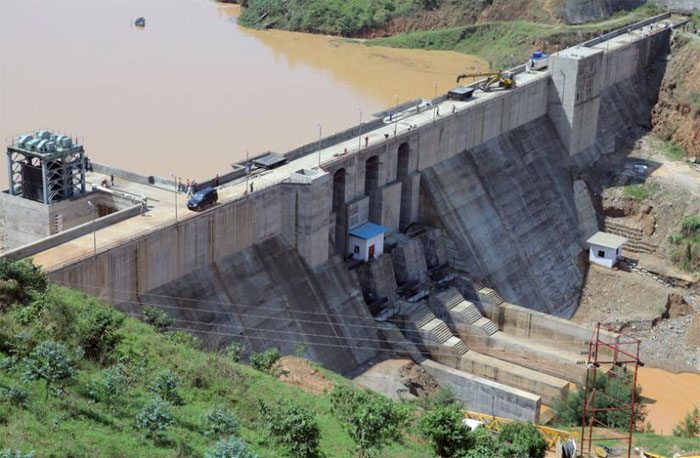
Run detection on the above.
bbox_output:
[455,70,516,91]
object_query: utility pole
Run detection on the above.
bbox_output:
[394,94,399,137]
[87,200,97,257]
[433,81,438,122]
[317,124,322,169]
[170,172,178,221]
[358,108,363,151]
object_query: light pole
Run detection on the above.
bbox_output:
[170,172,178,221]
[317,124,322,168]
[394,94,399,137]
[358,108,363,151]
[433,81,438,122]
[87,200,97,257]
[245,147,250,194]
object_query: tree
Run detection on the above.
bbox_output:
[142,306,173,332]
[497,422,547,458]
[22,340,76,400]
[205,436,258,458]
[136,396,174,441]
[420,404,474,457]
[258,400,320,457]
[673,406,700,438]
[149,369,183,405]
[330,384,410,458]
[76,307,124,361]
[224,343,245,363]
[205,404,240,438]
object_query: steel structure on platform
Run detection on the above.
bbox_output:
[6,130,86,204]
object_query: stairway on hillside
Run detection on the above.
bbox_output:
[604,218,657,254]
[396,301,469,359]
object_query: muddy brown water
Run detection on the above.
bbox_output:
[637,367,700,435]
[0,0,486,187]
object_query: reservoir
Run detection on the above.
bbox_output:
[0,0,486,187]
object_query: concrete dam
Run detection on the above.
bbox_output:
[1,14,681,421]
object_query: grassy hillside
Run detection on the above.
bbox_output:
[369,4,664,67]
[0,260,432,457]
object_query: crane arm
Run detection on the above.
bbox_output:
[456,72,499,83]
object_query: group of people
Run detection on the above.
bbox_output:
[177,174,220,198]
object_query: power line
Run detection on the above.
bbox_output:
[55,280,594,346]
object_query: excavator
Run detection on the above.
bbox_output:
[455,70,516,91]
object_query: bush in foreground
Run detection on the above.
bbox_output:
[420,403,474,457]
[136,396,174,441]
[205,436,257,458]
[258,399,320,458]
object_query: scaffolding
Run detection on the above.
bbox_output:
[6,130,86,204]
[579,323,643,458]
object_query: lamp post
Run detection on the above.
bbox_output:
[394,94,399,137]
[170,172,178,221]
[317,124,322,168]
[433,81,438,122]
[245,147,250,194]
[358,108,363,151]
[87,200,97,257]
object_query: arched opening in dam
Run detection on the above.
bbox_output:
[364,156,380,197]
[397,143,410,179]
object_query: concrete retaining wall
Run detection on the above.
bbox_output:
[0,192,51,250]
[3,202,143,262]
[421,359,541,422]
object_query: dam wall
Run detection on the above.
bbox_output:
[48,169,332,303]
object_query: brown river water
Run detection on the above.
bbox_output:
[0,0,486,186]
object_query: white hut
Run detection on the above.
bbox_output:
[348,222,387,262]
[586,231,627,268]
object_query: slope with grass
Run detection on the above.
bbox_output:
[0,260,432,457]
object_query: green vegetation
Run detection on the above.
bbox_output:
[419,403,474,457]
[258,400,321,457]
[0,259,434,457]
[553,368,646,429]
[239,0,415,35]
[658,139,687,161]
[249,347,281,373]
[623,182,658,201]
[673,406,700,438]
[669,216,700,272]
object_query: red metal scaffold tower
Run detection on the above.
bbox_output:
[579,323,644,458]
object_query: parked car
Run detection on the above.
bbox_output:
[187,187,218,211]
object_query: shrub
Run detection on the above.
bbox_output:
[205,436,258,458]
[103,364,129,406]
[0,259,48,304]
[0,386,28,407]
[224,342,245,363]
[427,384,458,409]
[136,396,174,441]
[420,403,474,457]
[258,400,320,458]
[167,330,201,349]
[553,368,645,428]
[205,404,240,438]
[681,215,700,237]
[22,340,76,400]
[464,427,501,458]
[76,307,124,362]
[623,184,649,201]
[0,450,35,458]
[142,306,173,332]
[673,406,700,438]
[149,369,183,405]
[249,348,281,373]
[497,422,547,458]
[330,384,410,457]
[668,234,684,245]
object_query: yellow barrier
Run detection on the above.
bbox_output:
[463,410,578,449]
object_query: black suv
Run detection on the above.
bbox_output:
[187,187,218,211]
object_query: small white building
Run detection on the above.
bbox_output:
[348,222,388,262]
[586,231,627,268]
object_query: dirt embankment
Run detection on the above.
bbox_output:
[652,35,700,158]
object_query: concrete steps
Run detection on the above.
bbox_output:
[604,218,657,254]
[474,317,499,335]
[430,321,454,344]
[463,303,483,324]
